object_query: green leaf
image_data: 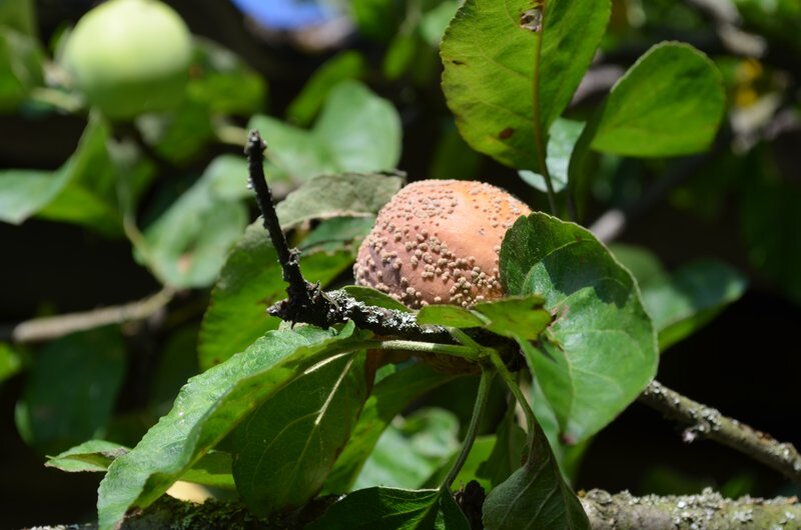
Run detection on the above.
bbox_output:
[501,213,658,442]
[645,264,747,350]
[138,158,252,288]
[276,171,405,229]
[148,326,200,418]
[611,246,747,350]
[198,221,354,370]
[590,42,725,157]
[354,408,460,490]
[472,296,550,340]
[0,0,36,35]
[249,81,402,183]
[482,420,589,530]
[0,27,43,110]
[416,304,485,328]
[188,38,267,116]
[324,363,457,493]
[341,285,412,313]
[179,451,235,489]
[309,487,469,530]
[476,407,526,489]
[519,118,585,193]
[0,115,151,235]
[15,327,126,454]
[423,435,496,490]
[0,342,23,384]
[97,324,365,530]
[441,0,610,172]
[287,51,367,126]
[45,440,129,473]
[248,114,336,182]
[416,295,550,340]
[741,173,801,306]
[234,352,368,515]
[314,80,402,173]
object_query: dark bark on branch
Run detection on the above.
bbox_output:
[28,491,801,530]
[639,380,801,484]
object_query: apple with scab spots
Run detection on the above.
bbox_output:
[354,179,531,372]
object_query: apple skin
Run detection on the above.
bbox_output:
[63,0,193,120]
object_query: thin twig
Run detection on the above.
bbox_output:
[2,288,174,344]
[639,380,801,484]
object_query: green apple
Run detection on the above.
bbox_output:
[63,0,192,120]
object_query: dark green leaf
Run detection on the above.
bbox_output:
[234,352,368,515]
[0,342,24,384]
[354,408,460,490]
[341,285,412,313]
[198,221,354,370]
[519,118,585,193]
[276,171,405,229]
[45,440,129,473]
[325,363,456,493]
[482,420,589,530]
[309,487,469,530]
[0,27,43,110]
[611,246,747,350]
[428,122,482,182]
[0,0,36,35]
[287,51,367,126]
[441,0,610,172]
[97,324,366,530]
[501,213,658,442]
[476,407,526,489]
[645,261,746,349]
[741,174,801,305]
[349,0,406,41]
[0,116,151,235]
[15,327,126,454]
[590,42,725,157]
[188,38,267,116]
[148,326,200,418]
[383,31,420,80]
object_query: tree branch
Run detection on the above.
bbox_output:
[1,288,174,344]
[581,488,801,530]
[30,489,801,530]
[639,380,801,484]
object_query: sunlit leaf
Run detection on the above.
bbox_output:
[441,0,610,172]
[501,213,658,442]
[97,324,366,530]
[590,43,725,157]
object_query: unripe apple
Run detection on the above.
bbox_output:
[62,0,192,120]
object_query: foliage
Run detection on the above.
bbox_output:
[2,0,799,528]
